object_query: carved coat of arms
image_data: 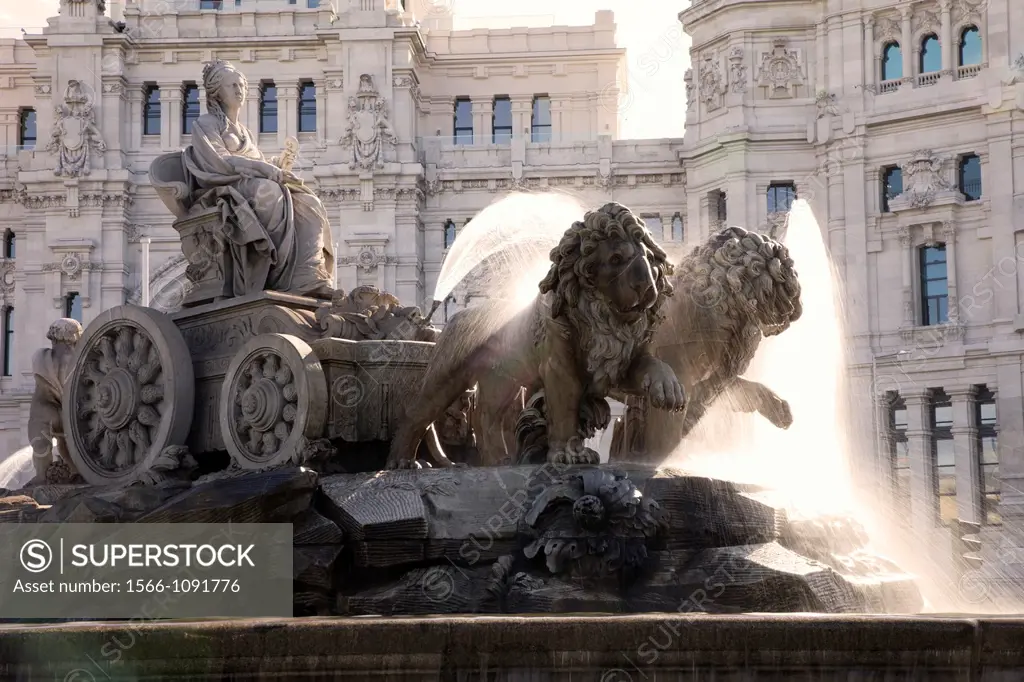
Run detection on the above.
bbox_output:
[47,80,106,178]
[339,74,396,171]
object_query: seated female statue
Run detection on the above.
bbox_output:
[152,59,334,298]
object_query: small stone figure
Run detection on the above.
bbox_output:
[315,285,440,342]
[28,318,83,483]
[47,80,106,178]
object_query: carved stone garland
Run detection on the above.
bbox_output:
[220,333,328,471]
[62,306,195,486]
[756,38,806,98]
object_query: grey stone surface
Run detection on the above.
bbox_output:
[27,318,83,483]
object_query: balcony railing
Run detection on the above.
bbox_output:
[917,71,942,87]
[416,131,600,150]
[879,79,901,94]
[957,64,983,79]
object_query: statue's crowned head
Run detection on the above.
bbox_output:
[201,60,249,126]
[47,318,83,346]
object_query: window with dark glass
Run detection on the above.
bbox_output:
[18,108,36,149]
[644,215,662,239]
[298,81,316,133]
[199,0,223,8]
[888,395,911,513]
[930,391,956,525]
[767,182,797,214]
[976,387,1000,525]
[2,230,14,259]
[531,96,551,142]
[920,34,941,73]
[442,295,454,323]
[182,83,200,135]
[671,213,683,241]
[881,166,902,212]
[920,245,948,326]
[64,292,82,322]
[958,153,982,201]
[453,98,472,144]
[143,85,161,136]
[308,0,319,6]
[259,82,278,134]
[492,96,512,143]
[710,189,727,222]
[882,42,903,80]
[443,219,456,249]
[959,26,982,66]
[2,307,12,377]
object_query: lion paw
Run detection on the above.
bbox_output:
[385,457,425,470]
[643,363,687,413]
[546,442,601,466]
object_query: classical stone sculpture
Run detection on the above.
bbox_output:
[896,149,951,208]
[47,80,106,178]
[339,74,396,171]
[611,226,803,462]
[386,203,686,469]
[150,60,335,300]
[816,90,840,118]
[699,53,724,111]
[756,38,806,98]
[729,47,747,93]
[28,318,83,483]
[314,286,439,342]
[684,68,695,112]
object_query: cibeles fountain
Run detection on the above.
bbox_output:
[0,61,924,625]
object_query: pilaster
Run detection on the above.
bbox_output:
[949,384,982,524]
[245,83,261,133]
[158,82,180,151]
[863,15,875,89]
[904,389,935,534]
[900,7,913,87]
[277,83,299,148]
[898,226,915,328]
[940,0,954,75]
[510,96,532,139]
[472,98,492,143]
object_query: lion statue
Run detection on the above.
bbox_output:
[609,225,802,462]
[386,202,686,469]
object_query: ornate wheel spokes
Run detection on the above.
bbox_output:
[75,324,167,473]
[232,351,300,460]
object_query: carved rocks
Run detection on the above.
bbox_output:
[523,467,668,576]
[62,306,194,486]
[339,74,396,171]
[47,80,106,178]
[699,53,724,111]
[220,334,328,471]
[756,38,806,98]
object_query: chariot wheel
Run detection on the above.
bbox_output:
[220,333,327,470]
[62,305,195,486]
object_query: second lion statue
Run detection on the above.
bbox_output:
[386,203,686,469]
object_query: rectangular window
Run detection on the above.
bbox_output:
[3,230,14,259]
[18,108,36,149]
[443,220,456,249]
[182,83,200,135]
[889,396,911,513]
[308,0,318,6]
[709,189,727,223]
[767,182,797,214]
[976,387,1000,525]
[671,214,684,241]
[298,81,316,133]
[931,391,956,525]
[2,307,12,377]
[644,215,663,240]
[453,98,472,145]
[143,85,161,136]
[882,166,903,212]
[920,245,948,326]
[492,96,512,143]
[64,292,82,323]
[260,82,278,134]
[958,153,982,201]
[531,95,552,142]
[199,0,223,8]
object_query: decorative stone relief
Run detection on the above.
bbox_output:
[1005,54,1024,86]
[816,90,840,118]
[952,0,983,23]
[912,7,940,35]
[876,15,901,42]
[729,47,747,93]
[392,74,414,88]
[684,68,695,112]
[42,252,99,282]
[339,74,396,171]
[699,53,724,111]
[0,259,13,303]
[897,150,951,208]
[756,38,806,98]
[34,83,52,97]
[47,80,106,179]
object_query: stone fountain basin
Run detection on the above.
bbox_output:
[0,464,922,617]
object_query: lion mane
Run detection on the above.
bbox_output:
[676,225,801,341]
[538,203,675,391]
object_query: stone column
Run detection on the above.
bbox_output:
[129,85,143,150]
[473,98,493,144]
[986,118,1018,321]
[900,7,913,85]
[198,84,208,115]
[863,16,875,88]
[905,390,936,534]
[899,226,915,327]
[949,384,982,524]
[245,83,261,133]
[940,0,953,75]
[995,361,1024,549]
[140,236,151,307]
[277,83,298,148]
[158,83,180,150]
[942,220,959,324]
[314,79,327,143]
[511,96,532,140]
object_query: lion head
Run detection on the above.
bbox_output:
[538,203,674,390]
[678,225,802,338]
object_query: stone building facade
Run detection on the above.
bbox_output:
[1,0,1022,578]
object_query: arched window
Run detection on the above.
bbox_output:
[958,26,982,66]
[958,153,982,201]
[920,34,941,73]
[2,230,14,259]
[671,214,683,242]
[881,165,903,212]
[2,306,13,376]
[443,219,456,249]
[882,42,903,80]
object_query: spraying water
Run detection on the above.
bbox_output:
[432,192,587,311]
[0,446,36,490]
